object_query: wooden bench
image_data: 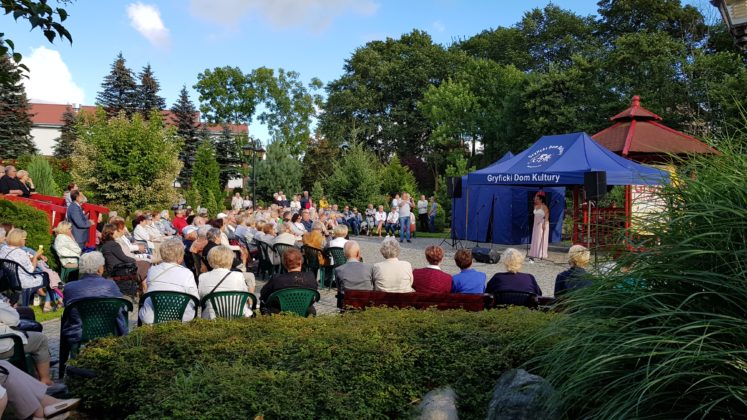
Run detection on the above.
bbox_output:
[338,289,494,312]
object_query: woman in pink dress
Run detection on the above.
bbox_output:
[528,194,549,260]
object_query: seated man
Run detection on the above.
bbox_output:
[412,245,452,293]
[139,237,199,324]
[0,166,27,197]
[260,248,318,315]
[335,241,374,292]
[62,252,127,347]
[451,249,486,294]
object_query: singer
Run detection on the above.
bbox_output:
[528,193,549,260]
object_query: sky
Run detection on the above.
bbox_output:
[2,0,710,139]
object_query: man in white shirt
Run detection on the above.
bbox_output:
[398,192,413,243]
[231,193,243,211]
[417,194,429,234]
[138,238,199,324]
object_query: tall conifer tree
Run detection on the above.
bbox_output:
[0,54,36,159]
[137,64,166,118]
[214,124,241,188]
[53,106,77,158]
[171,86,199,187]
[96,53,138,118]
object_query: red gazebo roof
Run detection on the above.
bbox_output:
[593,96,718,160]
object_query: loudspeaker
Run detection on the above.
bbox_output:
[472,247,500,264]
[446,177,462,199]
[584,171,607,201]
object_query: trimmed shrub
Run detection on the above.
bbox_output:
[25,156,61,196]
[0,200,53,264]
[68,308,557,419]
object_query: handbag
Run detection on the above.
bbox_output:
[111,262,138,277]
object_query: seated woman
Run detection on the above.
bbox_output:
[327,225,348,249]
[15,170,35,197]
[139,237,199,324]
[372,237,414,293]
[412,245,452,293]
[302,222,328,265]
[486,248,542,296]
[199,245,253,319]
[274,222,298,247]
[0,360,79,419]
[0,300,55,385]
[385,207,399,236]
[554,245,592,296]
[53,221,82,270]
[0,228,60,311]
[99,224,149,290]
[260,248,318,315]
[451,249,486,294]
[374,205,386,237]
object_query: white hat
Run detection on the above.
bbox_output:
[217,212,227,219]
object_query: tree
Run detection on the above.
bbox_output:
[435,156,475,221]
[254,142,302,201]
[379,155,418,198]
[325,143,382,211]
[191,139,222,217]
[0,54,36,158]
[0,0,72,84]
[301,135,340,191]
[96,53,138,118]
[71,108,181,212]
[597,0,706,47]
[214,124,242,188]
[171,86,200,187]
[137,64,166,118]
[53,106,76,158]
[194,66,256,125]
[26,156,59,195]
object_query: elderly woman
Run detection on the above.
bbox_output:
[327,225,348,249]
[260,247,318,315]
[486,248,542,296]
[274,222,298,247]
[0,298,55,385]
[302,222,328,265]
[372,237,414,293]
[374,205,387,238]
[156,210,176,236]
[139,237,199,324]
[0,229,60,310]
[385,206,399,236]
[100,224,149,289]
[0,360,80,419]
[15,170,35,197]
[451,249,486,294]
[53,221,82,268]
[199,245,253,319]
[554,245,592,296]
[412,245,452,293]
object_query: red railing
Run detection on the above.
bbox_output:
[572,207,627,249]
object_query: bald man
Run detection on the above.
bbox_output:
[334,240,374,293]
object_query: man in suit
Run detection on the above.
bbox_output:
[335,241,374,293]
[66,190,92,249]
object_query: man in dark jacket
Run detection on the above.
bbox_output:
[65,190,92,249]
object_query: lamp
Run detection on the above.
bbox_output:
[711,0,747,50]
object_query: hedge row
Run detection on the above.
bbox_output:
[69,308,558,419]
[0,200,53,268]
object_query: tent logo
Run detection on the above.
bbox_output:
[527,145,564,168]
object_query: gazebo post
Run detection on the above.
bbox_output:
[572,186,580,243]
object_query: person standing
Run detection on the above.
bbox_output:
[66,190,93,249]
[417,195,429,233]
[398,193,413,243]
[428,196,438,233]
[528,193,550,261]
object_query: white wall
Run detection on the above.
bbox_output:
[30,126,60,156]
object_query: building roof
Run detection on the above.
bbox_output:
[29,102,248,135]
[592,96,717,159]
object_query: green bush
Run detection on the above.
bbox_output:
[531,145,747,418]
[0,200,53,266]
[69,308,557,419]
[25,156,61,196]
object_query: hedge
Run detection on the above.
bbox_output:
[68,308,558,419]
[0,200,53,267]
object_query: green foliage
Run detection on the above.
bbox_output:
[171,86,200,187]
[71,108,181,212]
[96,53,138,118]
[301,136,340,191]
[213,125,242,188]
[25,156,60,196]
[324,143,382,211]
[255,141,302,201]
[435,156,475,220]
[53,106,76,158]
[0,200,52,261]
[136,64,166,118]
[310,180,324,203]
[194,66,256,125]
[68,308,557,419]
[183,185,201,210]
[49,157,72,192]
[379,155,418,197]
[532,145,747,417]
[191,140,222,217]
[0,54,36,158]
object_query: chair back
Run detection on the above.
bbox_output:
[267,288,320,317]
[65,297,133,343]
[301,245,322,273]
[326,247,346,268]
[50,245,63,269]
[0,259,23,292]
[192,252,203,278]
[200,291,256,319]
[273,243,295,273]
[139,291,199,325]
[492,291,538,309]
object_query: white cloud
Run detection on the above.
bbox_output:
[22,46,85,105]
[432,20,445,32]
[127,2,171,47]
[190,0,379,32]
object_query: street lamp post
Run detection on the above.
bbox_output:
[711,0,747,50]
[242,140,265,209]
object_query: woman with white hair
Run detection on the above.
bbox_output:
[327,225,348,249]
[199,245,253,319]
[554,245,592,296]
[486,248,543,296]
[53,221,82,268]
[372,237,414,293]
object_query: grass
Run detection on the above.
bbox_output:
[414,230,449,239]
[32,305,63,322]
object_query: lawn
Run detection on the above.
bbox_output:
[32,305,64,322]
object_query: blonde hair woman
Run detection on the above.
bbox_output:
[198,245,253,319]
[554,245,592,296]
[485,248,543,296]
[53,221,81,267]
[0,229,61,311]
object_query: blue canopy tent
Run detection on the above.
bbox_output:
[453,132,669,245]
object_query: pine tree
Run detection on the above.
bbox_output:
[171,86,199,187]
[96,53,138,118]
[214,124,241,188]
[53,106,77,158]
[137,64,166,118]
[191,138,222,217]
[0,55,36,159]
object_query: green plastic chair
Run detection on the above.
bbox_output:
[254,241,276,280]
[0,333,35,375]
[200,291,257,319]
[301,245,330,287]
[138,291,200,326]
[51,245,79,283]
[273,243,296,274]
[326,247,347,289]
[267,288,321,317]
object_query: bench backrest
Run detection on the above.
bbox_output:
[341,289,492,312]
